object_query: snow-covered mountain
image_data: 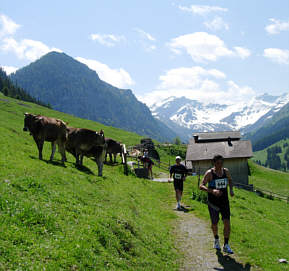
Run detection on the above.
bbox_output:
[151,93,289,141]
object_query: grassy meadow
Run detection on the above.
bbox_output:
[249,160,289,195]
[1,95,289,271]
[0,96,179,270]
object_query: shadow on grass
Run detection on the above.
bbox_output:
[29,156,66,168]
[75,164,95,175]
[214,250,251,271]
[46,160,66,167]
[174,205,194,213]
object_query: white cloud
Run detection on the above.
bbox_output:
[233,46,251,59]
[133,28,157,52]
[134,28,156,41]
[1,37,62,61]
[179,5,228,16]
[263,48,289,64]
[1,65,18,75]
[0,14,20,38]
[76,57,134,88]
[265,18,289,35]
[204,16,229,31]
[168,32,250,63]
[139,66,255,106]
[90,33,125,47]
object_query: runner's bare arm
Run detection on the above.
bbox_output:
[200,170,223,197]
[225,168,234,197]
[199,170,213,193]
[169,168,173,180]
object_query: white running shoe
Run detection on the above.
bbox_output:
[223,244,234,254]
[214,239,221,250]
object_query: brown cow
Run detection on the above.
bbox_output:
[23,113,67,163]
[105,138,123,164]
[65,127,106,176]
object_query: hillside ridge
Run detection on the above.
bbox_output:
[11,51,176,142]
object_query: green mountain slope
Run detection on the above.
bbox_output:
[0,96,179,270]
[10,51,176,142]
[1,96,289,270]
[249,160,289,195]
[253,138,289,171]
[246,102,289,151]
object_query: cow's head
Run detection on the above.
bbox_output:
[23,113,33,131]
[23,113,40,132]
[94,129,105,146]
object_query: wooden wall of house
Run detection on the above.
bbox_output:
[188,158,249,185]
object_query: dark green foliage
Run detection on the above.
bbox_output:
[191,189,208,204]
[0,68,49,107]
[158,144,187,160]
[10,52,176,142]
[173,136,181,145]
[266,147,281,170]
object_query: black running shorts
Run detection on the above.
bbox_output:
[173,179,183,191]
[208,202,230,224]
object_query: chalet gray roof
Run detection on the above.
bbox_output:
[192,131,241,143]
[186,140,253,161]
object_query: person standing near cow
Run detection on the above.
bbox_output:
[169,156,188,210]
[199,154,234,254]
[138,149,154,179]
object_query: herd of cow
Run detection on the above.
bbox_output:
[23,113,124,176]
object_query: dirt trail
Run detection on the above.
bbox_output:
[175,209,256,271]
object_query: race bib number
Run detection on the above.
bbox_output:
[174,173,182,180]
[215,178,228,189]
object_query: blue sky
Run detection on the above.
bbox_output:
[1,0,289,106]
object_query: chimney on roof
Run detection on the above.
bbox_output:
[193,135,199,143]
[228,136,232,146]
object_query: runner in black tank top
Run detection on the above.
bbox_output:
[208,168,229,208]
[169,156,188,210]
[199,155,235,254]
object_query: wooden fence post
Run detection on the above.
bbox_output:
[197,167,201,187]
[122,144,128,176]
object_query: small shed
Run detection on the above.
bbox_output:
[185,131,253,185]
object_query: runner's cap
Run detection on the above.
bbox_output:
[176,156,181,160]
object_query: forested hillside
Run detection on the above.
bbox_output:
[0,68,48,107]
[10,52,176,142]
[254,139,289,172]
[246,102,289,151]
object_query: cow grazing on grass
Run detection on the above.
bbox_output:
[65,127,106,176]
[23,113,67,163]
[105,138,123,164]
